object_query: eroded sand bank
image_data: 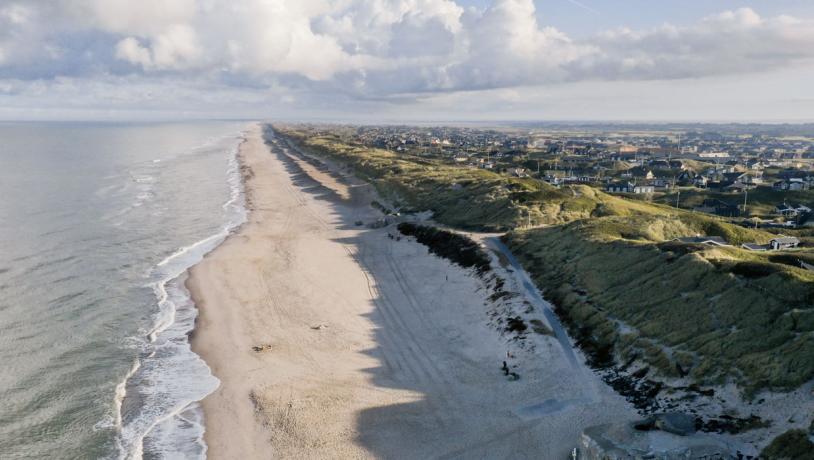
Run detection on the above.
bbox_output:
[189,124,634,459]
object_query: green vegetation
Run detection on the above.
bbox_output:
[397,223,490,274]
[278,127,661,231]
[761,429,814,460]
[654,186,814,218]
[504,216,814,391]
[276,125,814,392]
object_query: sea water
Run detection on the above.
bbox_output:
[0,121,249,459]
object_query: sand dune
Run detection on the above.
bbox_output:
[189,124,634,459]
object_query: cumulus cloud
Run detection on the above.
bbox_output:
[74,0,198,35]
[0,1,813,116]
[115,38,152,69]
[447,0,595,90]
[215,0,359,80]
[115,25,203,70]
[0,3,50,68]
[580,7,814,81]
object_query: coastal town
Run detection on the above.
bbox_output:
[344,124,814,237]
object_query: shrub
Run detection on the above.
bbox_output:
[761,430,814,460]
[396,223,491,274]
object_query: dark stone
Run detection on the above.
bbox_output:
[676,363,688,377]
[634,413,696,436]
[506,316,528,333]
[687,383,715,397]
[631,366,649,379]
[698,414,768,434]
[655,413,697,436]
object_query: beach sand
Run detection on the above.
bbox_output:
[188,124,634,459]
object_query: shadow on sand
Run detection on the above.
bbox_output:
[261,125,602,460]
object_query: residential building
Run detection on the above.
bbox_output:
[674,236,730,246]
[770,236,800,250]
[775,203,812,218]
[693,199,740,218]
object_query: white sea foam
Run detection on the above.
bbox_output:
[114,359,142,429]
[112,131,248,460]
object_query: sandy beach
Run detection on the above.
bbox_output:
[188,124,635,459]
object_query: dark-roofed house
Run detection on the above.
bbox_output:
[674,236,730,246]
[605,182,653,194]
[775,203,812,218]
[719,172,760,191]
[676,170,696,186]
[649,160,671,169]
[770,236,800,250]
[606,182,634,193]
[741,243,769,251]
[693,199,740,218]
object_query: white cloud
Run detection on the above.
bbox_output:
[4,2,814,86]
[73,0,199,35]
[216,0,356,80]
[447,0,595,89]
[584,8,814,80]
[150,24,203,69]
[115,38,152,69]
[0,3,51,68]
[115,25,203,70]
[315,0,464,56]
[0,1,813,119]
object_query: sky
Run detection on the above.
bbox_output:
[1,0,813,123]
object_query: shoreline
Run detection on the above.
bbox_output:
[112,126,248,459]
[187,124,636,458]
[187,125,270,459]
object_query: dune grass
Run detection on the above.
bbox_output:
[655,186,814,217]
[278,127,637,230]
[504,218,814,391]
[761,429,814,460]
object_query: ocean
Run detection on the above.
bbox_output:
[0,121,249,459]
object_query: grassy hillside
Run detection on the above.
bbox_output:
[504,216,814,391]
[655,186,814,217]
[761,428,814,460]
[276,126,659,231]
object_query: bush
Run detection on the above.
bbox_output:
[730,261,783,278]
[397,223,491,274]
[761,430,814,460]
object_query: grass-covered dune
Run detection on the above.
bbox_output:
[761,427,814,460]
[504,214,814,391]
[276,126,654,231]
[655,186,814,218]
